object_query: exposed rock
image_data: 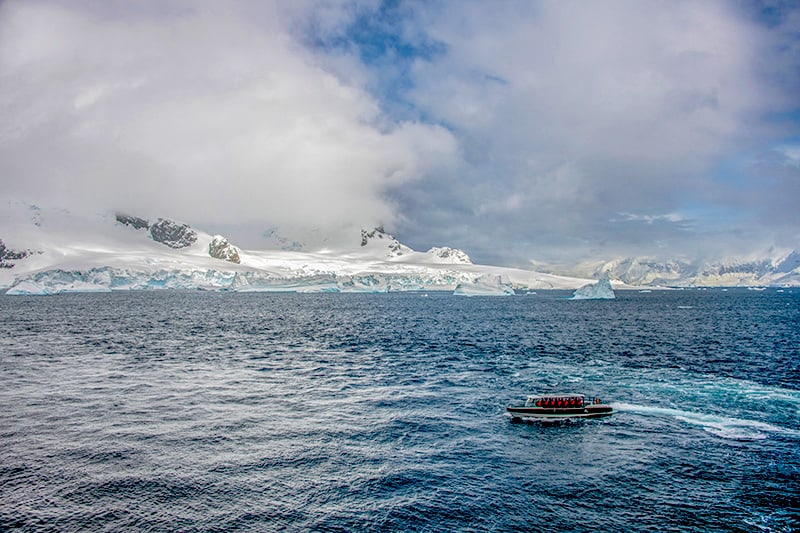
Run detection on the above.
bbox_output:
[115,213,150,230]
[262,228,305,251]
[360,226,412,257]
[0,239,30,268]
[427,247,472,264]
[361,226,387,247]
[149,218,197,249]
[209,235,241,264]
[29,205,42,227]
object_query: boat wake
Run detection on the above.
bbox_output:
[614,402,799,441]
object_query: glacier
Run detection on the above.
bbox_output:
[5,204,796,291]
[5,267,238,295]
[453,274,515,296]
[0,205,597,295]
[4,267,537,295]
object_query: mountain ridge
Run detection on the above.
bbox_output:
[2,203,797,293]
[532,251,800,287]
[0,205,588,294]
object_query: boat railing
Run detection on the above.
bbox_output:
[523,396,607,408]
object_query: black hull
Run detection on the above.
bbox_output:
[506,405,613,420]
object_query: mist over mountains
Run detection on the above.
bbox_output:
[533,252,800,288]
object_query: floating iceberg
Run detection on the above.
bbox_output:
[571,276,615,300]
[453,274,514,296]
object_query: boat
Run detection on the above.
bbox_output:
[506,394,613,421]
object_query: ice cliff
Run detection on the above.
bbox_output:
[453,274,514,296]
[5,268,520,295]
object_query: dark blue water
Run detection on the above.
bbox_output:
[1,290,798,531]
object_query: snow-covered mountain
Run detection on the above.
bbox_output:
[7,203,792,293]
[543,251,800,287]
[0,204,590,295]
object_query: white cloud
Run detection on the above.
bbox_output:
[778,144,800,166]
[0,1,457,246]
[615,213,688,224]
[1,0,797,263]
[383,0,799,262]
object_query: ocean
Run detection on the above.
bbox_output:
[0,289,798,531]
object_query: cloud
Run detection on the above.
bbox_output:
[0,0,457,246]
[615,213,688,225]
[1,0,798,263]
[348,0,800,263]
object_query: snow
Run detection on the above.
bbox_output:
[424,247,472,264]
[571,277,616,300]
[553,249,800,287]
[0,204,595,295]
[453,274,514,296]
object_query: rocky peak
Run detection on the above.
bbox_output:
[209,235,241,264]
[149,218,197,249]
[0,239,31,269]
[360,226,388,247]
[115,213,150,230]
[427,247,472,264]
[360,226,412,257]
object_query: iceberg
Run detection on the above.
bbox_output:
[571,276,615,300]
[453,274,514,296]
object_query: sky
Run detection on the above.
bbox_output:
[1,0,798,266]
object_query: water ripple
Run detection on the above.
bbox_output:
[1,290,798,531]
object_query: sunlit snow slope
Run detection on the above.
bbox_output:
[0,204,590,294]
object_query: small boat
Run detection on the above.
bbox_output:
[507,394,612,421]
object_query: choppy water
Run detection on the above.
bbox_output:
[1,289,798,531]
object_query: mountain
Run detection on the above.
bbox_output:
[7,203,793,293]
[0,204,589,295]
[548,251,800,287]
